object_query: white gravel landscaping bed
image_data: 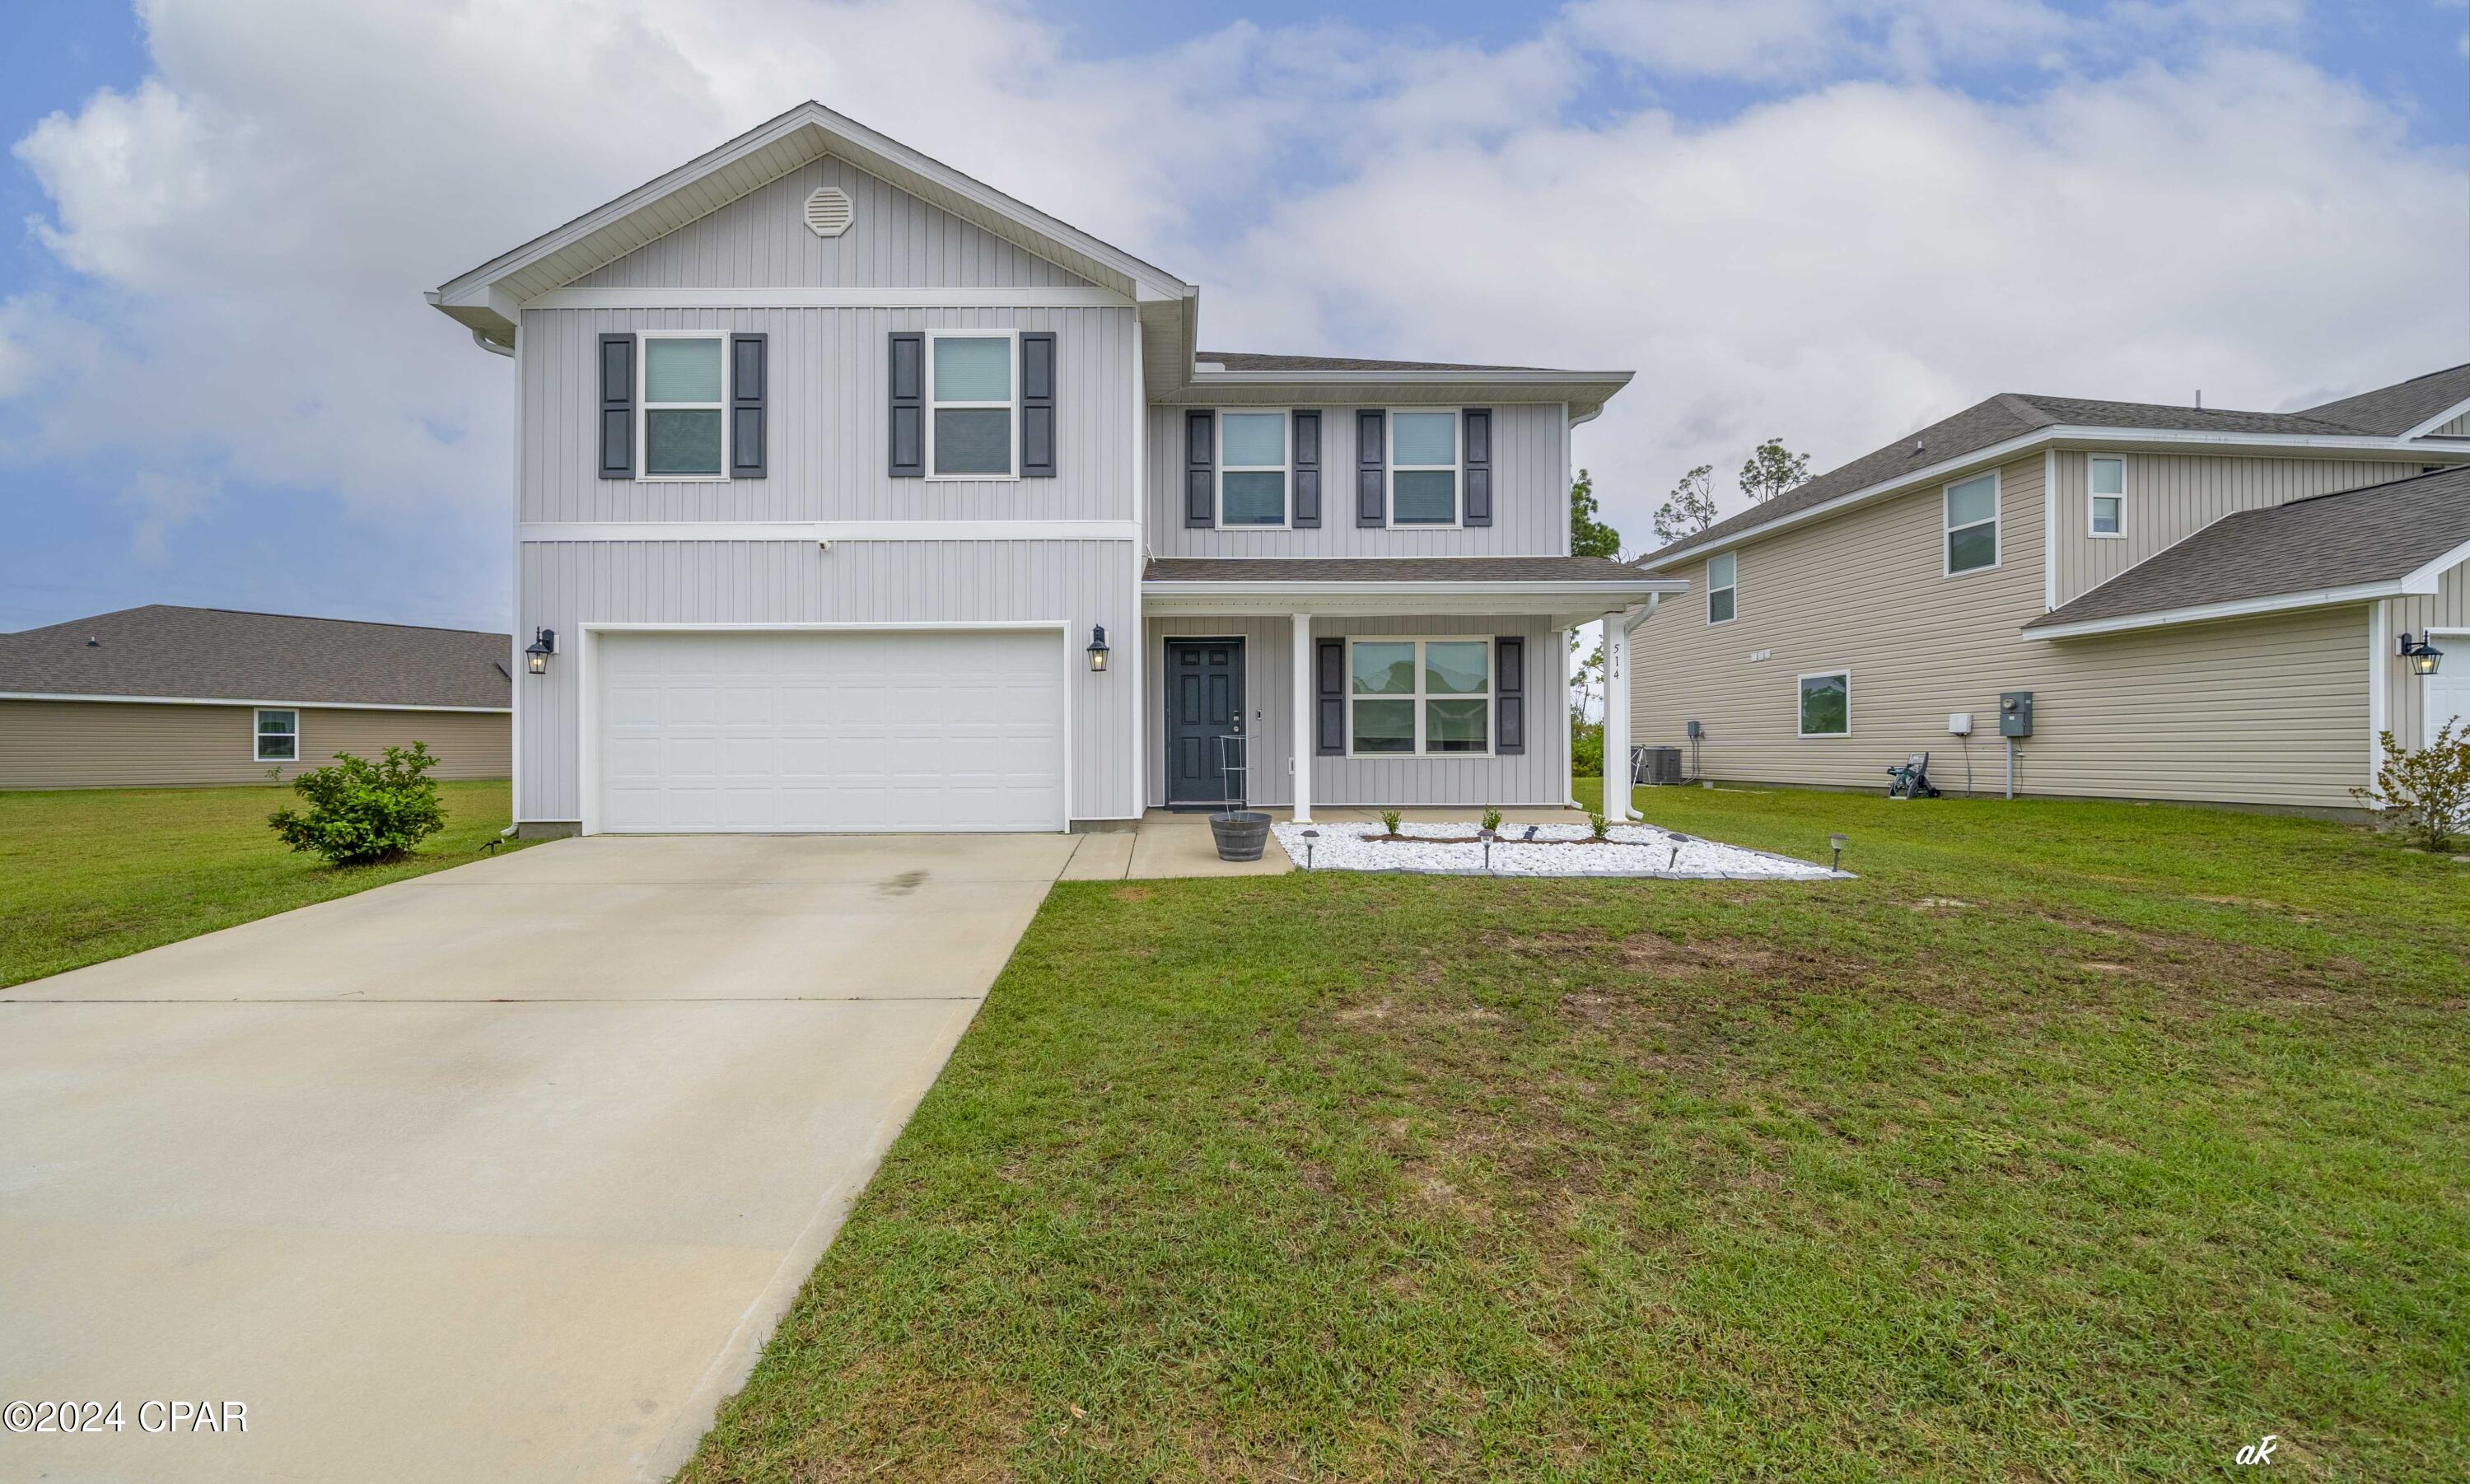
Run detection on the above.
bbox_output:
[1272,820,1846,880]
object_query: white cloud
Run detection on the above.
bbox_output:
[0,0,2462,630]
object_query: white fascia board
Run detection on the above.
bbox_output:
[2401,534,2470,589]
[2400,394,2470,441]
[521,520,1139,543]
[1641,426,2470,572]
[526,287,1133,310]
[0,692,510,713]
[1142,579,1684,622]
[2022,581,2409,640]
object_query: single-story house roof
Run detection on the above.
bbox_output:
[1144,556,1657,584]
[1637,364,2470,572]
[2025,464,2470,637]
[0,606,512,711]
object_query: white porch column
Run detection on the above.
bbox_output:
[1603,608,1640,820]
[1290,611,1314,823]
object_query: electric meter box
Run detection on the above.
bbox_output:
[1998,691,2034,738]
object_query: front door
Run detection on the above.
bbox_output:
[1165,638,1245,805]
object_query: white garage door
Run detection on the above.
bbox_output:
[594,628,1066,833]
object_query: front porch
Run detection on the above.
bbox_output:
[1061,804,1600,880]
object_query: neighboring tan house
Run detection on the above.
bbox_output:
[1618,366,2470,811]
[0,606,512,790]
[427,101,1676,837]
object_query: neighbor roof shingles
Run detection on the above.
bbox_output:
[1144,557,1662,584]
[2024,464,2470,631]
[0,606,512,709]
[2296,363,2470,436]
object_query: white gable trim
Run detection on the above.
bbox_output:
[526,287,1132,310]
[2402,394,2470,441]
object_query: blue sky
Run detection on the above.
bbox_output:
[2,0,2465,636]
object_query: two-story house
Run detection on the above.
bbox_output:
[1622,367,2470,811]
[427,102,1675,838]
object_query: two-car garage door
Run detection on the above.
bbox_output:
[594,628,1067,833]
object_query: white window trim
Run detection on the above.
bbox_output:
[1795,670,1851,738]
[1943,471,2002,576]
[1216,407,1291,530]
[924,328,1020,482]
[1707,551,1738,626]
[254,707,300,763]
[2086,454,2127,539]
[1344,635,1494,758]
[1385,408,1462,530]
[637,329,730,483]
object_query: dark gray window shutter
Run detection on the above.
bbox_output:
[1464,408,1492,527]
[888,332,924,478]
[597,333,635,479]
[1316,637,1347,754]
[1020,332,1056,478]
[1291,410,1321,528]
[1356,409,1384,526]
[730,334,767,479]
[1495,635,1524,754]
[1185,411,1214,527]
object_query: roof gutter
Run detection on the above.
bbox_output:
[2022,580,2416,640]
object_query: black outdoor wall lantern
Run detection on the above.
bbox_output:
[525,628,558,675]
[2399,632,2444,678]
[1086,625,1110,672]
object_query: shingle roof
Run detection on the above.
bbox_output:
[2295,362,2470,436]
[0,606,512,709]
[1195,351,1553,374]
[2024,464,2470,631]
[1635,368,2468,571]
[1143,557,1663,584]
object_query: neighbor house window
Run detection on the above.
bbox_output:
[2089,455,2125,536]
[1797,673,1849,737]
[254,708,298,763]
[640,333,726,478]
[1349,637,1490,755]
[1944,473,2000,574]
[1388,410,1459,525]
[1707,551,1737,624]
[1219,410,1288,526]
[927,331,1016,478]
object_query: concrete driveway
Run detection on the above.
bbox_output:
[0,832,1076,1483]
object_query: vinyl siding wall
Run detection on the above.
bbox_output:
[0,701,507,790]
[2384,558,2470,749]
[1142,614,1567,809]
[1142,404,1570,558]
[518,539,1137,824]
[1630,454,2374,809]
[2048,451,2426,607]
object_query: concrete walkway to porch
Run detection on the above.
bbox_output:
[1059,805,1595,881]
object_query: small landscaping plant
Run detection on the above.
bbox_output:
[1586,809,1612,839]
[268,743,447,866]
[2351,723,2470,852]
[1380,809,1404,838]
[1481,806,1504,833]
[1569,716,1604,777]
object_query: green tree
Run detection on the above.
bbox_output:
[1739,438,1811,504]
[1652,464,1716,545]
[1570,468,1622,558]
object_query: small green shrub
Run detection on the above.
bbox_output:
[1380,809,1404,838]
[2352,723,2470,852]
[1586,809,1611,839]
[268,743,447,866]
[1480,806,1504,833]
[1570,716,1604,777]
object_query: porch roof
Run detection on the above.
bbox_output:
[1141,557,1683,625]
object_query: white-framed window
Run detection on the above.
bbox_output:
[2088,455,2126,537]
[1387,409,1460,527]
[254,707,299,763]
[1347,637,1492,756]
[1707,551,1738,624]
[639,331,728,479]
[1944,472,2000,574]
[926,329,1018,480]
[1796,672,1849,737]
[1217,409,1289,527]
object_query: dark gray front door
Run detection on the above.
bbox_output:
[1165,638,1245,805]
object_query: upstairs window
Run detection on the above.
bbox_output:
[927,331,1016,478]
[1219,411,1289,527]
[641,334,726,478]
[1349,638,1491,755]
[1707,552,1737,624]
[2089,455,2125,536]
[1944,473,2000,574]
[254,708,298,763]
[1389,410,1460,526]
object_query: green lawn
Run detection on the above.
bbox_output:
[687,785,2469,1482]
[0,780,521,987]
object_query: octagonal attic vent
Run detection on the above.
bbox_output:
[804,186,853,239]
